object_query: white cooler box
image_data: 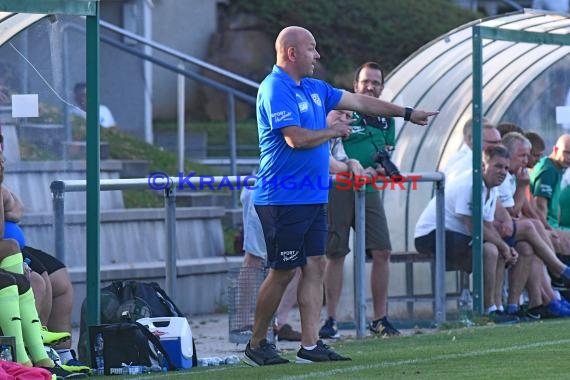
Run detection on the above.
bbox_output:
[137,317,193,369]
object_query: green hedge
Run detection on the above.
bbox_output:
[231,0,480,84]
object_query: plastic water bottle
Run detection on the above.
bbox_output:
[266,322,275,344]
[458,288,474,327]
[0,346,12,361]
[94,333,104,369]
[126,365,149,374]
[23,258,32,279]
[209,357,223,366]
[224,355,240,365]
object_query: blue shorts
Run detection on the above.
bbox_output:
[254,204,327,270]
[503,220,518,247]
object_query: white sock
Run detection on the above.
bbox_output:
[56,349,73,364]
[302,345,317,351]
[486,305,497,314]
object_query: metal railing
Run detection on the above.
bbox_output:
[352,172,445,337]
[51,172,445,334]
[60,20,259,208]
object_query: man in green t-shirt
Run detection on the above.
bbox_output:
[559,168,570,228]
[530,134,570,230]
[320,62,400,339]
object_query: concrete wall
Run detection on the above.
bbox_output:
[21,207,225,267]
[19,207,233,325]
[3,160,124,214]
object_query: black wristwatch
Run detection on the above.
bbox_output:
[404,107,413,122]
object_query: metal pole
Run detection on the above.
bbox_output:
[177,63,185,174]
[164,180,178,303]
[62,28,70,161]
[82,9,103,355]
[86,2,101,327]
[471,25,484,314]
[228,94,238,209]
[142,0,153,144]
[353,187,366,339]
[51,181,66,263]
[434,176,446,324]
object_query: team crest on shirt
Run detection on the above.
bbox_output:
[311,93,322,107]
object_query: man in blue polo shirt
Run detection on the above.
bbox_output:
[244,25,437,366]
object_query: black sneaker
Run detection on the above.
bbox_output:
[528,304,553,319]
[243,339,289,366]
[319,317,340,339]
[42,364,87,379]
[369,316,401,337]
[510,308,541,322]
[296,340,351,363]
[524,307,542,320]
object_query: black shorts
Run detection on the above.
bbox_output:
[22,246,66,275]
[414,230,473,273]
[255,204,327,270]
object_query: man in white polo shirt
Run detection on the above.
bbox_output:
[415,144,518,323]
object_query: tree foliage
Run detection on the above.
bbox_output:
[231,0,480,85]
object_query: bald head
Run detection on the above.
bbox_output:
[276,27,307,52]
[276,26,313,61]
[555,134,570,149]
[274,26,319,82]
[552,134,570,168]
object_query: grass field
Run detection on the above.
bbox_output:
[102,319,570,379]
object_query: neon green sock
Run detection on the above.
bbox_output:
[0,253,24,275]
[0,284,28,363]
[19,288,48,363]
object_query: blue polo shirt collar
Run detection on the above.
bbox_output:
[272,65,301,87]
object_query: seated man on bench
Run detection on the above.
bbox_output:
[414,145,518,324]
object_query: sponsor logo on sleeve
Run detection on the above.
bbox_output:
[539,184,553,197]
[271,110,293,123]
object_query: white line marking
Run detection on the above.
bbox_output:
[278,338,570,380]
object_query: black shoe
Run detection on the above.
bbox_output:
[42,364,87,379]
[295,340,351,363]
[524,307,542,320]
[528,304,553,319]
[369,316,401,337]
[510,307,541,322]
[243,339,289,366]
[319,317,340,339]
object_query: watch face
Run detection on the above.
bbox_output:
[362,115,389,130]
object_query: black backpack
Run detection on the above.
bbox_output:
[79,280,197,368]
